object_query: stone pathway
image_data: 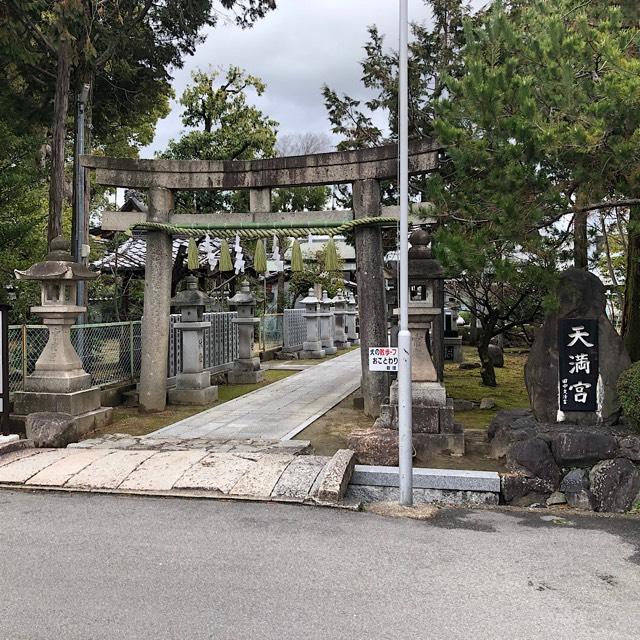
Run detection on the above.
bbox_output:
[150,348,362,440]
[0,442,355,505]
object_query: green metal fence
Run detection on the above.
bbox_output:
[8,321,142,392]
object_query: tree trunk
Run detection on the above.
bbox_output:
[622,205,640,361]
[574,208,588,270]
[48,40,72,246]
[477,334,497,387]
[600,212,624,317]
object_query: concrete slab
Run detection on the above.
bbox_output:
[173,453,255,494]
[351,465,501,493]
[26,449,113,487]
[230,454,293,497]
[0,447,40,468]
[118,450,209,492]
[65,450,156,490]
[0,450,70,484]
[271,456,327,500]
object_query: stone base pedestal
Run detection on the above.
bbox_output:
[348,338,360,346]
[15,386,101,416]
[444,336,464,363]
[227,370,265,384]
[24,369,92,394]
[15,387,112,446]
[374,381,464,456]
[168,385,218,405]
[335,340,350,350]
[300,340,325,359]
[228,356,265,385]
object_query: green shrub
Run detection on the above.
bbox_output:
[618,362,640,432]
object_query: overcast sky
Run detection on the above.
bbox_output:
[145,0,475,156]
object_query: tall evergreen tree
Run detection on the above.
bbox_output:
[0,0,277,244]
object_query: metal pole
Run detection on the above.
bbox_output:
[398,0,413,506]
[73,84,90,319]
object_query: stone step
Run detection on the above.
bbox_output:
[0,446,354,505]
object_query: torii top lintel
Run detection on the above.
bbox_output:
[80,140,442,191]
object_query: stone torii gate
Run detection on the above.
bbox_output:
[81,140,442,415]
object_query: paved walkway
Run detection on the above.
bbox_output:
[150,348,362,440]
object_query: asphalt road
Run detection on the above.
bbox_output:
[1,491,639,640]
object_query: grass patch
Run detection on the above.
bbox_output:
[444,346,529,431]
[296,345,359,365]
[92,369,295,438]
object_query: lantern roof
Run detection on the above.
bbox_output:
[228,280,255,306]
[408,228,444,279]
[14,236,98,282]
[170,275,214,308]
[301,288,319,305]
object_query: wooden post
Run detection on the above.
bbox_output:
[353,179,388,417]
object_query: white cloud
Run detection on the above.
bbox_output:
[145,0,434,156]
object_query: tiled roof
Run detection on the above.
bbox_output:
[94,237,221,272]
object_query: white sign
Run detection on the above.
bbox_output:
[368,347,399,371]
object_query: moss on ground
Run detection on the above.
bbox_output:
[92,370,295,438]
[444,346,529,431]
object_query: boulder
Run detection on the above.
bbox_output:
[26,412,78,448]
[549,431,618,466]
[546,491,567,506]
[487,409,532,441]
[566,490,595,510]
[506,437,561,487]
[452,398,475,412]
[524,268,631,425]
[560,468,589,493]
[501,472,555,503]
[488,344,504,368]
[347,428,399,466]
[617,435,640,461]
[560,469,594,510]
[480,397,496,410]
[489,416,538,459]
[589,458,640,513]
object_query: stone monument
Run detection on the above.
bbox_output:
[13,236,112,442]
[168,275,218,405]
[374,229,463,456]
[228,280,264,384]
[525,268,631,425]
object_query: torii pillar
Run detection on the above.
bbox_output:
[139,187,174,412]
[353,179,389,417]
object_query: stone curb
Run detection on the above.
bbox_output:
[0,439,34,457]
[351,465,501,493]
[313,449,356,503]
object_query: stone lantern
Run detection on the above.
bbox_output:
[168,275,218,405]
[228,280,264,384]
[13,236,112,441]
[375,228,463,456]
[319,290,337,355]
[346,291,360,345]
[332,289,349,349]
[444,297,464,363]
[300,288,325,359]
